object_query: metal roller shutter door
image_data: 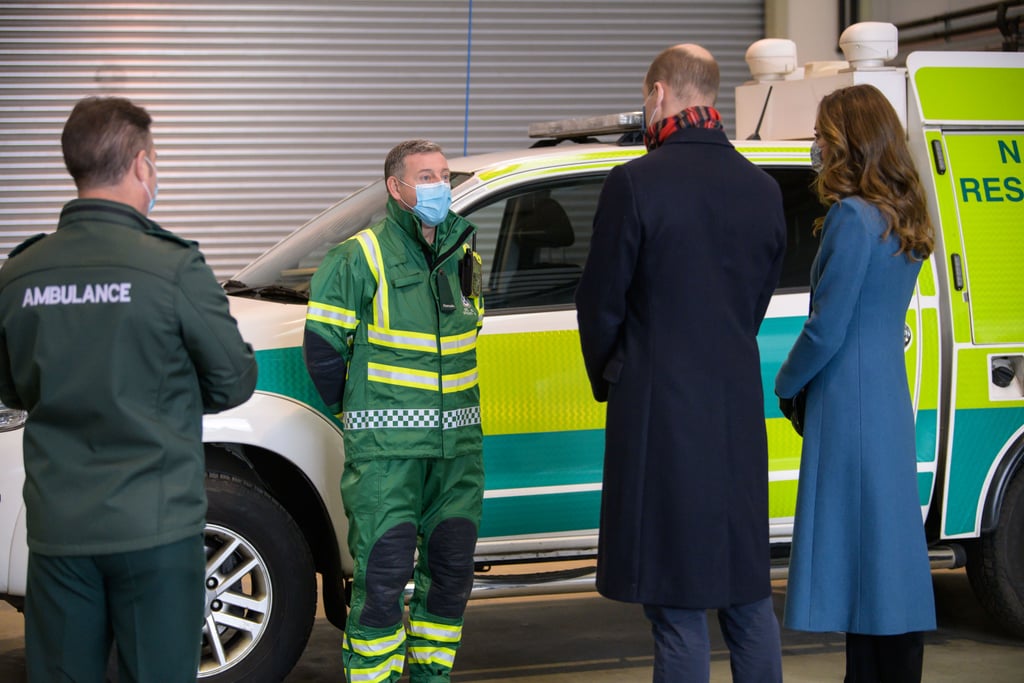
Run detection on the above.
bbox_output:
[0,0,762,277]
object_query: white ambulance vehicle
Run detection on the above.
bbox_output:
[0,22,1021,683]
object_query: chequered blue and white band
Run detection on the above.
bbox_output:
[343,407,481,431]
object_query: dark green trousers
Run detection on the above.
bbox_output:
[25,534,205,683]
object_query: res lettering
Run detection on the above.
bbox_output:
[959,176,1024,203]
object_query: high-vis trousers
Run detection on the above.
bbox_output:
[340,454,484,683]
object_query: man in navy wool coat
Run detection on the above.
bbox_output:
[575,44,787,683]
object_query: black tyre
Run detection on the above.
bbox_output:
[967,466,1024,638]
[200,472,318,681]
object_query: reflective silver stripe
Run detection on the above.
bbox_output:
[355,230,388,327]
[439,330,476,355]
[306,301,358,329]
[408,619,462,643]
[442,369,478,393]
[344,409,440,430]
[367,363,440,391]
[407,645,456,668]
[346,653,405,683]
[368,325,437,352]
[343,626,405,657]
[442,407,481,430]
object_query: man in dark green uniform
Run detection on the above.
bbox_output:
[0,97,258,682]
[304,140,484,683]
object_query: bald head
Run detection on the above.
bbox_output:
[644,43,719,108]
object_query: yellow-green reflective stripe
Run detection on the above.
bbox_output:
[915,66,1024,121]
[442,368,479,393]
[408,619,462,643]
[356,230,389,328]
[477,150,641,181]
[306,301,358,329]
[368,324,437,352]
[440,329,477,355]
[482,162,622,190]
[347,654,404,683]
[343,626,405,656]
[367,362,439,391]
[407,645,456,667]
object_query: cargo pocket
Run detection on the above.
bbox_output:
[340,460,383,513]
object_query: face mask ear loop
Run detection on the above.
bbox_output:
[392,177,416,214]
[141,156,158,214]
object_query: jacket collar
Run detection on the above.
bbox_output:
[59,198,164,235]
[385,196,474,255]
[660,126,732,149]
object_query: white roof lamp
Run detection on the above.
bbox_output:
[839,21,898,69]
[744,38,798,82]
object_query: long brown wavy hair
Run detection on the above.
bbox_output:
[814,84,934,259]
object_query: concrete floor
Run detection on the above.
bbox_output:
[1,569,1022,681]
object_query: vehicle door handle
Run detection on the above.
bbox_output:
[951,253,964,291]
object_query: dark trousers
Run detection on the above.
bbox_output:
[644,596,783,683]
[845,632,925,683]
[25,534,205,683]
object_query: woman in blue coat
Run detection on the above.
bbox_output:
[775,84,936,682]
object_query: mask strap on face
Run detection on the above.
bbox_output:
[643,87,660,129]
[394,177,445,210]
[141,156,158,214]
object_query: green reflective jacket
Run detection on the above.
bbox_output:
[0,199,258,556]
[305,198,483,462]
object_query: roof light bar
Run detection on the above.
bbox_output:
[528,111,643,140]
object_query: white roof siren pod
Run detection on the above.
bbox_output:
[839,21,898,69]
[744,38,798,82]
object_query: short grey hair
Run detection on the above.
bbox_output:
[384,139,443,179]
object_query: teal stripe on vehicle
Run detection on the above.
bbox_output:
[255,347,339,421]
[480,490,600,538]
[944,406,1024,536]
[757,316,806,415]
[916,409,938,464]
[918,471,934,507]
[482,429,604,490]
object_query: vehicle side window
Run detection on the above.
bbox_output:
[767,167,826,291]
[464,168,821,312]
[464,176,605,311]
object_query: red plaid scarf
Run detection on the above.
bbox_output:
[644,106,723,151]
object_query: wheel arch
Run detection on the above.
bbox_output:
[979,430,1024,534]
[202,392,350,629]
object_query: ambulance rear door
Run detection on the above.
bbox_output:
[907,51,1024,539]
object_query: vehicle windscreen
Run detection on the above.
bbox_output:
[226,181,387,298]
[227,173,472,300]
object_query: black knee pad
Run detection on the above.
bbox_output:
[360,522,416,628]
[425,517,478,618]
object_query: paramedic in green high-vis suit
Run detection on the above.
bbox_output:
[303,140,485,683]
[0,97,257,682]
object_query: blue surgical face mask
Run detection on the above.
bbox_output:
[142,157,159,214]
[399,179,451,227]
[810,141,824,173]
